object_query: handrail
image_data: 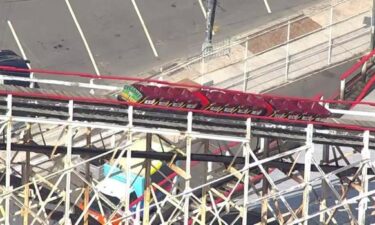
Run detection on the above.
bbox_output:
[339,48,375,100]
[340,48,375,80]
[151,0,360,79]
[221,27,369,90]
[3,65,375,109]
[351,73,375,108]
[3,65,375,105]
[0,66,359,103]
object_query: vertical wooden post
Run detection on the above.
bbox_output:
[302,124,314,225]
[261,138,269,225]
[143,133,152,225]
[83,128,91,225]
[201,140,209,224]
[22,151,30,225]
[5,94,12,225]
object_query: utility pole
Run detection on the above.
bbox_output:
[202,0,218,53]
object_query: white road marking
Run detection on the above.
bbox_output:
[131,0,159,58]
[7,20,35,88]
[197,0,207,18]
[65,0,101,76]
[263,0,272,13]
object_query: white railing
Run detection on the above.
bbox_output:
[148,0,373,93]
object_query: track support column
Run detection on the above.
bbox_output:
[358,130,370,225]
[320,144,330,223]
[22,151,30,225]
[184,112,193,225]
[125,106,134,225]
[143,133,152,225]
[64,100,73,225]
[5,95,12,225]
[260,137,269,225]
[242,118,251,225]
[84,128,91,225]
[201,140,209,224]
[302,124,314,224]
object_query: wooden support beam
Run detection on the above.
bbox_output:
[84,127,91,225]
[261,138,269,225]
[143,133,152,225]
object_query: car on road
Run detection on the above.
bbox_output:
[0,50,34,87]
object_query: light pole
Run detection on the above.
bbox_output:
[202,0,217,54]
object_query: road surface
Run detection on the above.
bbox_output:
[0,0,324,76]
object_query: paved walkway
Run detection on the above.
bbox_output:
[143,0,371,94]
[266,59,356,98]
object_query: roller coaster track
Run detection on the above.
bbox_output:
[0,88,373,147]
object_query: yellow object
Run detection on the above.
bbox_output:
[150,160,163,175]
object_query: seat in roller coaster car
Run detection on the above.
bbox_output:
[134,84,161,105]
[297,101,316,120]
[181,89,203,109]
[265,98,287,117]
[157,86,175,106]
[284,99,304,119]
[221,92,238,113]
[247,95,273,116]
[267,98,301,118]
[161,87,202,109]
[313,102,331,118]
[233,94,253,114]
[299,101,331,119]
[158,86,203,109]
[203,90,229,112]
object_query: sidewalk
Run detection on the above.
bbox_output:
[141,0,372,94]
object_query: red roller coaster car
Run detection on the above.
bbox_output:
[118,83,331,121]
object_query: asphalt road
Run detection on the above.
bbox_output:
[0,0,324,77]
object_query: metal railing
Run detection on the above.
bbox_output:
[148,0,373,93]
[339,48,375,100]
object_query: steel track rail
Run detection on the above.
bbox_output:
[0,95,374,147]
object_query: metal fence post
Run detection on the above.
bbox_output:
[285,21,291,82]
[328,5,334,65]
[243,39,249,91]
[340,79,346,100]
[200,55,206,85]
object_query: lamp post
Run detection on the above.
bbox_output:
[202,0,217,54]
